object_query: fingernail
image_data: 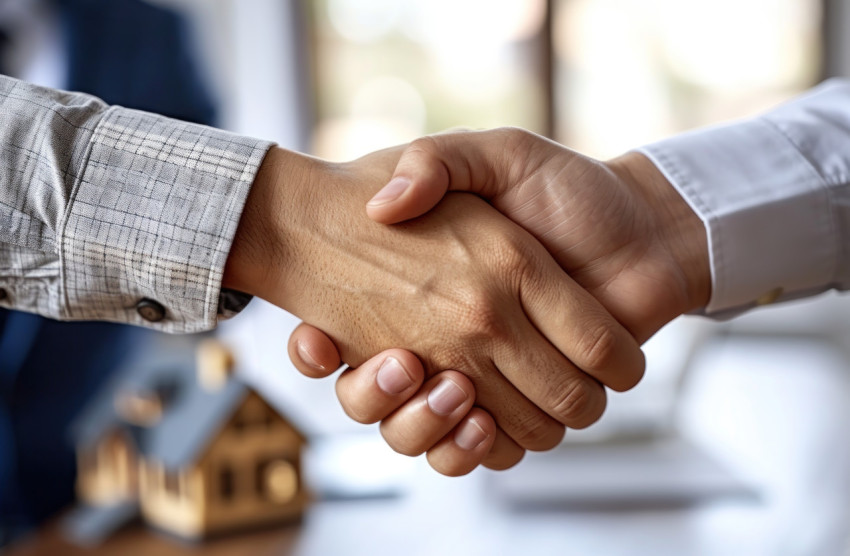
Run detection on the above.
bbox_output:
[376,357,414,395]
[367,177,410,206]
[454,418,489,451]
[427,378,468,416]
[296,340,325,372]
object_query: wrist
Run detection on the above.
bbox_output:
[223,146,318,302]
[608,151,711,314]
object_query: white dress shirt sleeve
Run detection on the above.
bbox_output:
[0,76,273,332]
[638,79,850,319]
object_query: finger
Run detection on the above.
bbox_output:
[481,428,526,471]
[288,276,566,452]
[365,128,528,224]
[379,371,477,456]
[288,322,343,378]
[365,139,450,224]
[425,408,496,477]
[493,330,608,430]
[520,244,646,395]
[334,349,425,424]
[455,358,566,452]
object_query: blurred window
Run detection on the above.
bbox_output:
[552,0,822,158]
[308,0,550,160]
[219,465,235,501]
[308,0,821,160]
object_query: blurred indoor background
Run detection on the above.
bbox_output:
[5,0,850,555]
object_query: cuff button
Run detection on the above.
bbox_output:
[137,298,166,322]
[756,287,783,306]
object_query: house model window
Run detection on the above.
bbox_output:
[219,465,235,502]
[261,460,298,504]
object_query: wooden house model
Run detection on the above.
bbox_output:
[63,341,308,545]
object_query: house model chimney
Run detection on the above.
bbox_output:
[197,339,235,391]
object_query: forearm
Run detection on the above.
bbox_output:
[0,75,273,332]
[638,79,850,318]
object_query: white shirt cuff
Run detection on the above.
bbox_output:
[637,82,850,317]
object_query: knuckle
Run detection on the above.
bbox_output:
[493,237,528,273]
[486,233,535,289]
[549,379,603,428]
[483,448,525,471]
[575,322,619,374]
[496,126,530,143]
[497,127,536,156]
[455,288,510,343]
[509,410,564,451]
[406,135,440,159]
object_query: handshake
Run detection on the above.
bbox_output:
[222,127,710,476]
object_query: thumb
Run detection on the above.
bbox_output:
[366,130,509,224]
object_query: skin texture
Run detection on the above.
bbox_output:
[289,127,711,476]
[224,144,645,472]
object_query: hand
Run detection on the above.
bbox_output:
[224,145,645,470]
[364,128,711,343]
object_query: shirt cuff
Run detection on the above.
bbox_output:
[638,95,840,318]
[60,106,273,333]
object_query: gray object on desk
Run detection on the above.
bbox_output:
[488,436,758,510]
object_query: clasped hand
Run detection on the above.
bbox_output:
[226,128,708,476]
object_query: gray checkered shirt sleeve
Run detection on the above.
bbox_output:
[0,76,273,333]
